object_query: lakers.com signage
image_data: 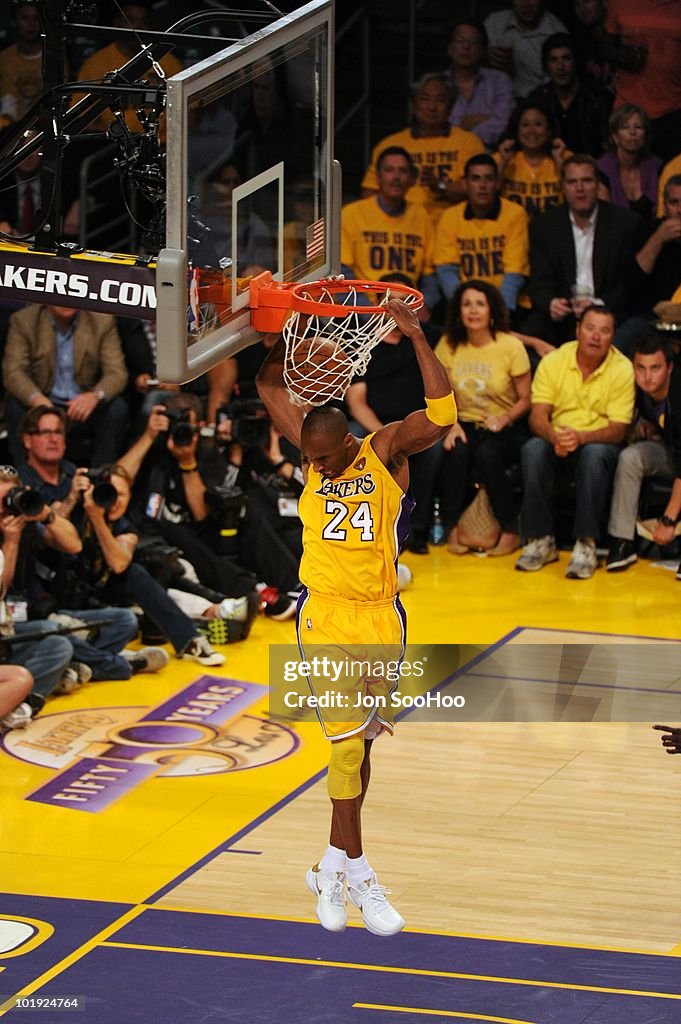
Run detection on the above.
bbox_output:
[0,241,156,319]
[2,676,298,813]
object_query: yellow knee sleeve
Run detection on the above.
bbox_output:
[327,734,365,799]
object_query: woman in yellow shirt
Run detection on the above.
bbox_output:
[496,100,567,220]
[435,280,531,555]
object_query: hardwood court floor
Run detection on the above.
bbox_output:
[1,545,680,1020]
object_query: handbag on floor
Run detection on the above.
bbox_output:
[457,485,501,552]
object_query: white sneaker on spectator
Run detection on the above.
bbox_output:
[217,596,249,622]
[306,864,347,932]
[180,636,225,667]
[122,647,170,673]
[347,874,404,936]
[566,538,598,579]
[0,702,33,732]
[515,535,558,572]
[54,661,93,695]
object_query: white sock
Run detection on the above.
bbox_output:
[347,853,373,886]
[319,845,347,874]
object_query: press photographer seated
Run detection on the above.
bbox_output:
[119,394,298,619]
[214,396,304,599]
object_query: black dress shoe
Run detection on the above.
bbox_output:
[407,533,429,555]
[606,537,637,572]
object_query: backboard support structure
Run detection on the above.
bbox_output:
[156,0,340,384]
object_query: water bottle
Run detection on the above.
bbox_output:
[429,499,445,546]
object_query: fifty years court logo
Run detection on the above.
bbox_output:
[2,677,298,812]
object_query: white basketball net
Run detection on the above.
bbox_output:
[282,283,422,406]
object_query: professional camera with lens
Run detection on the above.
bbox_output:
[204,486,248,531]
[164,407,199,447]
[218,399,270,449]
[3,485,45,518]
[82,469,118,510]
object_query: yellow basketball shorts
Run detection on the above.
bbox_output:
[295,588,406,741]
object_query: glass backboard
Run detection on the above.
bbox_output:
[156,0,340,384]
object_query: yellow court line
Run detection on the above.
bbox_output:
[100,941,681,1000]
[150,904,681,957]
[0,906,146,1018]
[355,1004,535,1023]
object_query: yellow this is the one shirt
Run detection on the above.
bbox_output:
[497,151,565,219]
[433,198,529,287]
[361,126,484,224]
[435,331,530,424]
[341,196,434,285]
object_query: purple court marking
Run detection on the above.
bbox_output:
[221,849,262,856]
[13,936,678,1024]
[464,672,681,697]
[0,892,134,998]
[111,909,681,993]
[516,624,681,643]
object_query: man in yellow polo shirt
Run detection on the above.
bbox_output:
[516,306,634,578]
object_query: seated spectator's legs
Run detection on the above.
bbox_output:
[0,665,33,718]
[573,443,621,541]
[520,437,557,539]
[439,428,475,532]
[12,621,73,699]
[62,606,139,681]
[608,441,674,541]
[409,444,443,540]
[472,427,526,532]
[613,316,653,358]
[104,563,196,655]
[157,521,257,597]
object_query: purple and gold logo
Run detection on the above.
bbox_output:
[3,677,298,813]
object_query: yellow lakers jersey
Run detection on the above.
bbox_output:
[298,434,414,602]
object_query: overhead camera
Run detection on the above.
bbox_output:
[3,485,45,518]
[164,407,199,447]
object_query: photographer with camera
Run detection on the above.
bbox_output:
[58,464,225,668]
[214,396,304,617]
[119,394,262,603]
[16,406,178,681]
[0,464,74,718]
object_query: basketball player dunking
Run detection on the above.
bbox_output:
[257,298,457,935]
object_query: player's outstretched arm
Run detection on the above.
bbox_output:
[374,299,457,463]
[653,724,681,754]
[256,335,306,449]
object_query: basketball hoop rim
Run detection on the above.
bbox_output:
[286,278,423,317]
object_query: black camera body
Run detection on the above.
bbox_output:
[83,469,118,510]
[3,485,45,518]
[219,398,270,449]
[204,486,248,531]
[164,407,198,447]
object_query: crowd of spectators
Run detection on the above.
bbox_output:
[1,0,681,729]
[339,0,681,576]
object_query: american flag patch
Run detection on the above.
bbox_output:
[306,218,325,260]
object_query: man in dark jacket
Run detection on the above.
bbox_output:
[606,335,681,575]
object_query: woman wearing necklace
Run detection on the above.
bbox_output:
[435,280,531,556]
[597,104,661,221]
